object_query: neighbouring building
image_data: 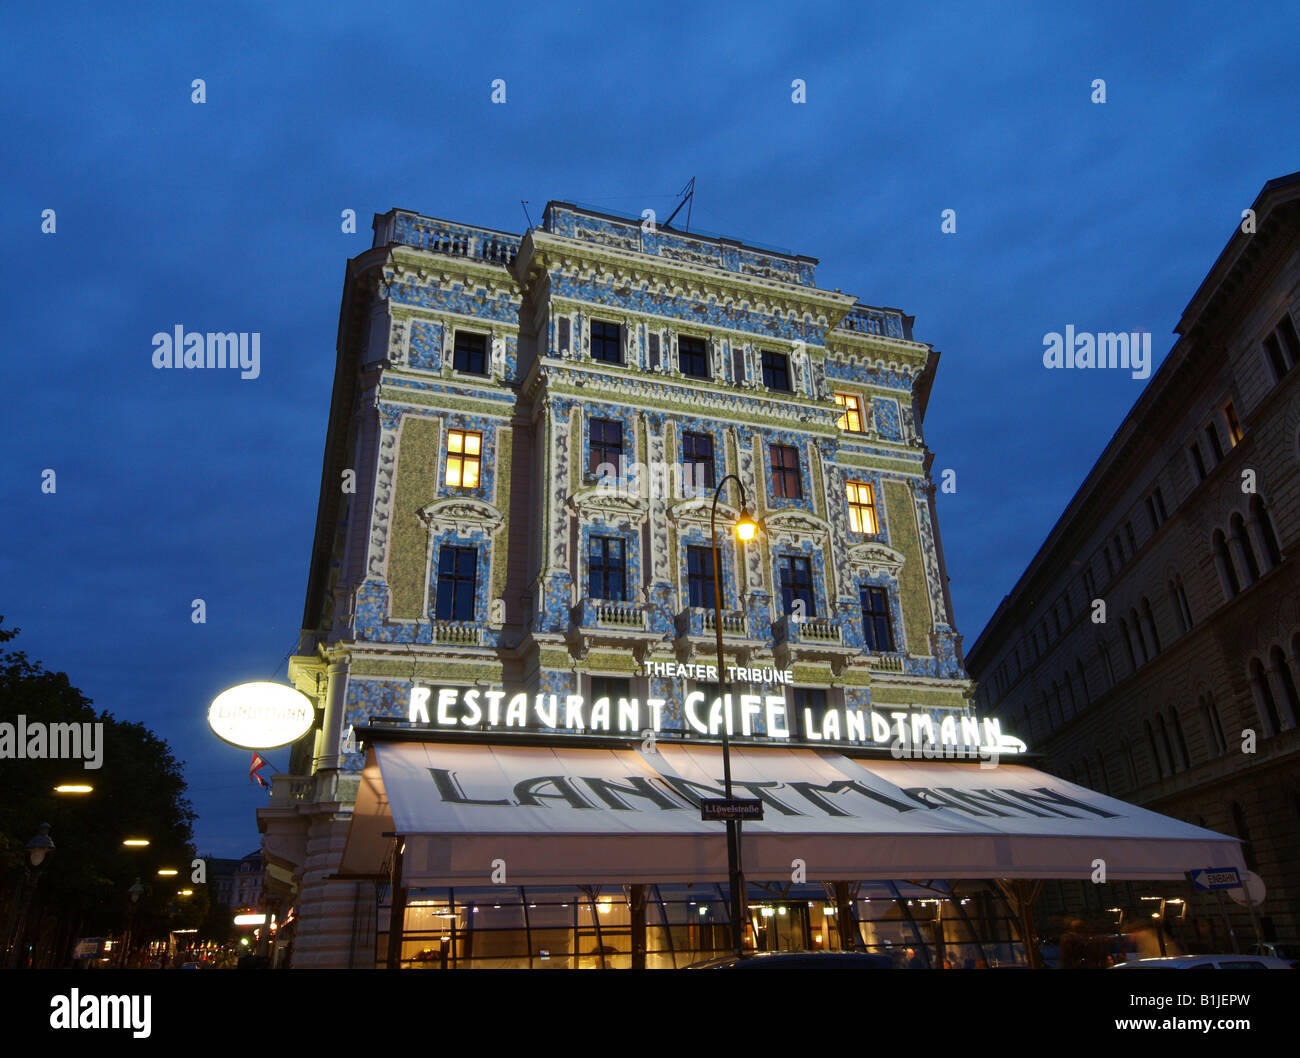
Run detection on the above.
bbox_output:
[966,171,1300,951]
[257,200,1240,969]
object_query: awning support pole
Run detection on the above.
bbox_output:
[630,885,647,970]
[998,878,1044,969]
[834,882,859,951]
[385,838,406,970]
[1214,890,1239,953]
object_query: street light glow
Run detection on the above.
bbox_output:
[122,839,150,847]
[157,868,178,876]
[53,784,93,794]
[735,509,758,541]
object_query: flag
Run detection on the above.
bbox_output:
[249,753,270,788]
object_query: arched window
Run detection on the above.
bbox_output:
[1214,530,1240,598]
[1145,719,1165,779]
[1101,641,1116,688]
[1251,496,1283,568]
[1170,708,1190,769]
[1120,618,1138,670]
[1141,598,1161,654]
[1175,575,1193,630]
[1231,512,1261,585]
[1157,713,1176,773]
[1270,645,1299,729]
[1064,671,1077,717]
[1230,802,1257,871]
[1041,691,1052,732]
[1076,660,1089,708]
[1248,657,1282,736]
[1200,693,1227,756]
[1095,750,1110,794]
[1168,580,1187,634]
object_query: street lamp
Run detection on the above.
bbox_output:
[8,824,55,968]
[710,473,760,958]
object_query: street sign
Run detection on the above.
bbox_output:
[1227,870,1266,907]
[1186,867,1241,891]
[701,798,764,821]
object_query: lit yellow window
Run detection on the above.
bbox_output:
[834,392,864,432]
[846,481,878,534]
[445,429,482,488]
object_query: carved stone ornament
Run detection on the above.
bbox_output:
[666,497,740,527]
[762,509,831,545]
[417,498,505,536]
[845,541,906,575]
[568,486,650,523]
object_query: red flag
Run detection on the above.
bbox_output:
[250,753,270,787]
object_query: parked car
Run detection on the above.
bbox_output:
[1111,954,1295,969]
[687,951,894,969]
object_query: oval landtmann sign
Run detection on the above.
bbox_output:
[208,682,314,750]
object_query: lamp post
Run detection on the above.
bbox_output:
[8,823,54,969]
[119,878,144,969]
[710,473,759,959]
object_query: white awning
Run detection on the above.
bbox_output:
[339,740,1245,886]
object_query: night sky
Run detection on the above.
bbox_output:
[2,2,1297,855]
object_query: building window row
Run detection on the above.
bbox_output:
[1213,497,1283,601]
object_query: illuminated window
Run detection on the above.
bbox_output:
[833,392,864,433]
[1223,401,1243,445]
[845,481,878,534]
[445,430,482,488]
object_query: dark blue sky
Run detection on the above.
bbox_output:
[2,2,1297,854]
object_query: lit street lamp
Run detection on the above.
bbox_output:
[8,823,55,969]
[710,474,760,958]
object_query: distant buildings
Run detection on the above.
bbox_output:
[209,851,263,911]
[967,172,1300,948]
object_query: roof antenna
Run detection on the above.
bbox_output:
[520,199,536,232]
[662,177,695,231]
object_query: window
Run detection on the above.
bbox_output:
[778,555,815,617]
[1189,442,1207,483]
[647,332,661,370]
[1230,512,1260,584]
[1251,496,1282,568]
[1270,645,1300,729]
[1223,401,1243,446]
[683,432,715,491]
[686,545,719,610]
[1147,488,1167,531]
[1175,577,1193,630]
[1113,533,1125,565]
[1214,530,1240,597]
[589,536,627,601]
[860,586,895,652]
[769,445,802,499]
[1083,568,1096,601]
[1205,421,1225,463]
[1125,521,1137,556]
[445,429,482,488]
[1141,597,1161,654]
[590,320,622,364]
[591,676,631,703]
[1171,710,1190,771]
[557,317,571,354]
[731,346,746,383]
[833,392,864,432]
[453,331,488,375]
[1201,694,1227,756]
[761,350,791,391]
[435,546,478,620]
[1263,314,1299,383]
[1103,545,1115,579]
[589,418,623,475]
[845,481,878,534]
[678,336,710,379]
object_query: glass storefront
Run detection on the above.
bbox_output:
[377,882,1028,968]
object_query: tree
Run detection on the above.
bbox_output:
[0,617,199,965]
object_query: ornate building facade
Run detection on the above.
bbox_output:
[260,201,974,967]
[966,172,1300,950]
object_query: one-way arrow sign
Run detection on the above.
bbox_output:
[1186,867,1241,891]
